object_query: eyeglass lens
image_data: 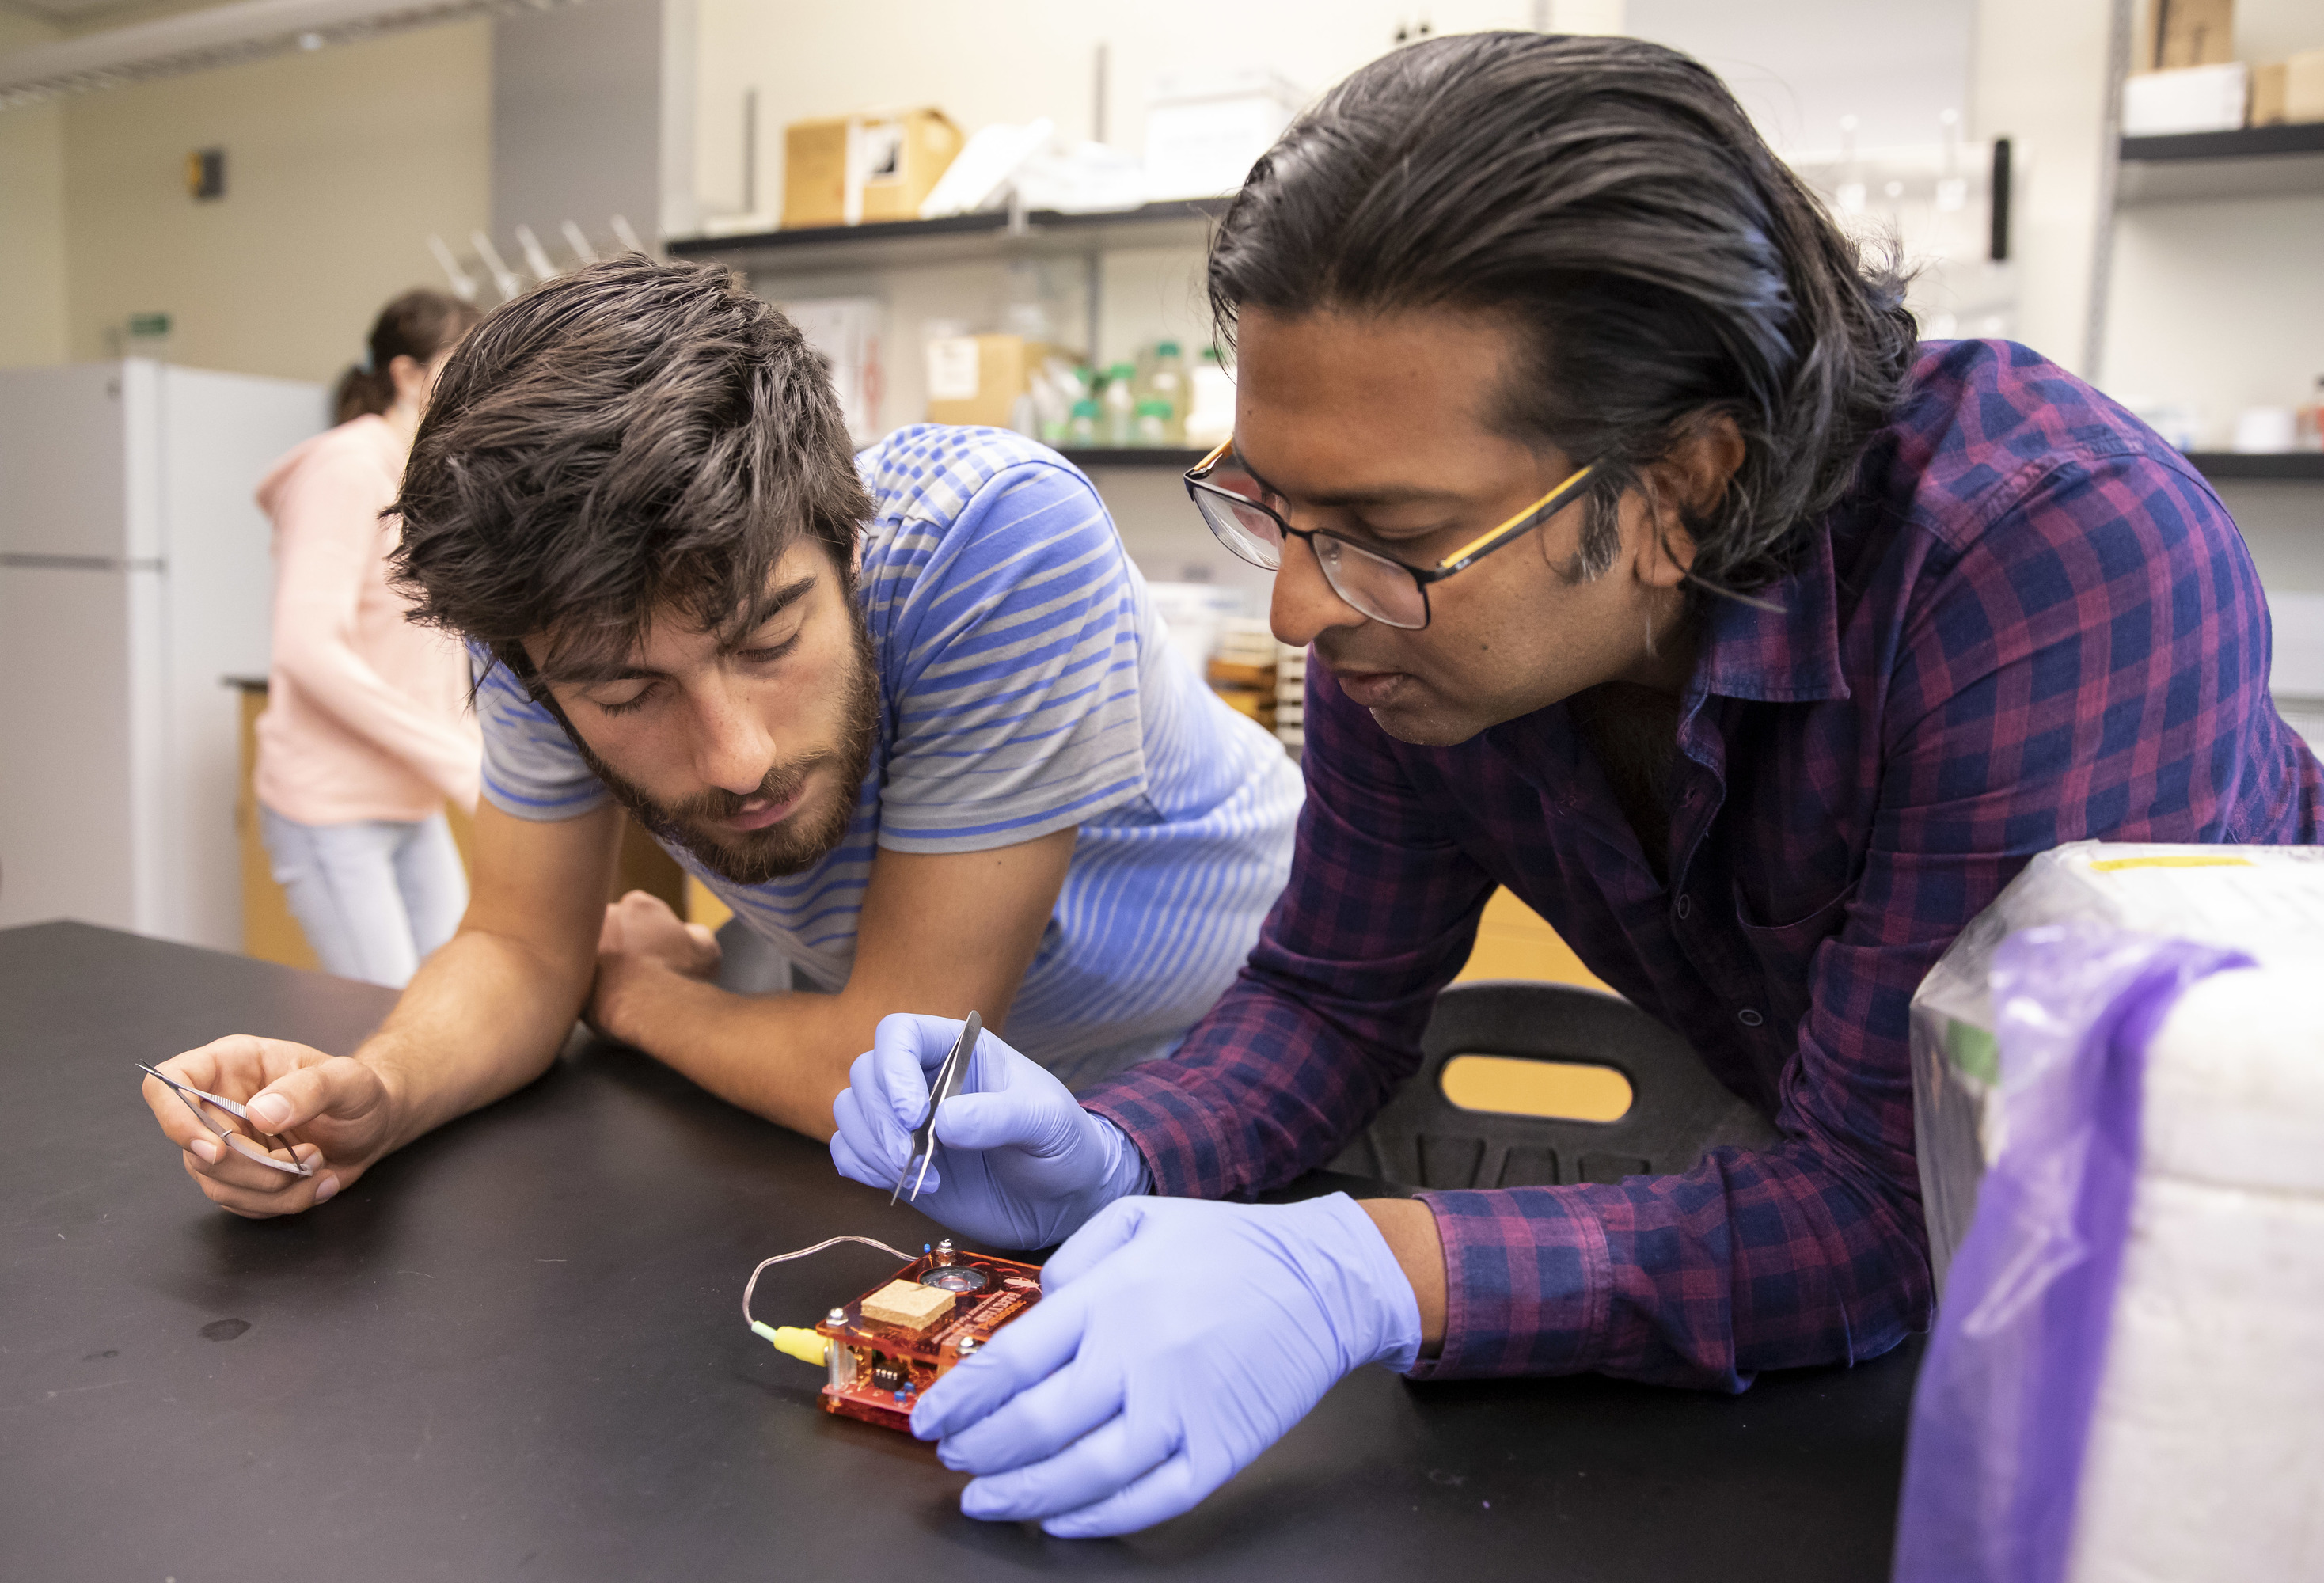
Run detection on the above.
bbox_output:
[1193,477,1427,630]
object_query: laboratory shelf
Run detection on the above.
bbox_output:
[666,199,1228,275]
[1058,446,1209,469]
[2182,452,2324,482]
[2116,123,2324,204]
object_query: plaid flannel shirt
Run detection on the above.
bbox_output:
[1082,340,2324,1391]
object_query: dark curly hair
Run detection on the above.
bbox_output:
[389,256,874,681]
[1207,31,1919,595]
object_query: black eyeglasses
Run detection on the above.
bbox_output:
[1183,439,1597,630]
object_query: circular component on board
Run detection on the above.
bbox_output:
[919,1265,989,1294]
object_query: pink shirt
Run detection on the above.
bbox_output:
[253,415,481,826]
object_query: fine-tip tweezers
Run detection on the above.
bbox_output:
[892,1011,979,1206]
[136,1063,313,1177]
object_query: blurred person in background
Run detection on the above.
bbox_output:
[253,290,484,987]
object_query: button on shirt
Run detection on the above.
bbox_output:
[1080,341,2324,1390]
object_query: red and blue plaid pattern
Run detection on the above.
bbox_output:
[1082,341,2324,1391]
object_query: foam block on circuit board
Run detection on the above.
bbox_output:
[860,1279,956,1333]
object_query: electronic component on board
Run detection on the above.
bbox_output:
[860,1279,956,1332]
[811,1241,1044,1433]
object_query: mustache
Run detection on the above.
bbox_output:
[651,756,824,829]
[1312,636,1389,674]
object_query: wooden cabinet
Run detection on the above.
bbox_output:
[235,682,317,970]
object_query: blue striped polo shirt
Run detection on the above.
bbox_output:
[473,424,1303,1083]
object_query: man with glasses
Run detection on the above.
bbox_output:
[832,32,2323,1536]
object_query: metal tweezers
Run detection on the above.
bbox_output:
[136,1063,314,1177]
[892,1011,979,1206]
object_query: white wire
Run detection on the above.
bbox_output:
[742,1235,914,1328]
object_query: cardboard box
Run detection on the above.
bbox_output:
[784,109,963,230]
[2122,62,2249,135]
[2251,60,2289,124]
[2289,48,2324,123]
[2143,0,2235,72]
[924,333,1037,428]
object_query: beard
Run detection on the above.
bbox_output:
[563,605,882,886]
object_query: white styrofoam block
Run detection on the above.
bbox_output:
[2122,64,2249,137]
[1913,845,2324,1292]
[2139,967,2324,1193]
[1145,70,1306,203]
[2067,967,2324,1582]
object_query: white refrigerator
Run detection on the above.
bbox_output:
[0,359,325,950]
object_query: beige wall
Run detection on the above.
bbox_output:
[56,18,492,382]
[1968,0,2118,378]
[0,13,70,368]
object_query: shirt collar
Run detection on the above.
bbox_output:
[1686,525,1850,706]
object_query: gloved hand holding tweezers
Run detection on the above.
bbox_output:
[889,1010,980,1206]
[831,1013,1149,1250]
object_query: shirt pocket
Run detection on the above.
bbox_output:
[1730,879,1859,1045]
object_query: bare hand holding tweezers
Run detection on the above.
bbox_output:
[138,1063,316,1177]
[134,1034,401,1217]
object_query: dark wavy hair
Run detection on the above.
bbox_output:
[389,256,874,681]
[1207,32,1919,594]
[335,289,480,424]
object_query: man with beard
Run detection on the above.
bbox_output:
[139,258,1300,1217]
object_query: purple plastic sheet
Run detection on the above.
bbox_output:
[1892,925,2253,1583]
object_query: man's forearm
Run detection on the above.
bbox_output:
[356,924,595,1151]
[595,832,1075,1137]
[600,965,864,1137]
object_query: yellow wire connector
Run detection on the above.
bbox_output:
[753,1321,828,1366]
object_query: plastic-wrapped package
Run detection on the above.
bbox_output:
[1908,842,2324,1293]
[1893,927,2254,1583]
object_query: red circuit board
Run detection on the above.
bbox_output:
[815,1249,1044,1432]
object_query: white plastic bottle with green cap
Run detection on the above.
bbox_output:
[1102,363,1138,446]
[1148,340,1187,446]
[1185,347,1236,449]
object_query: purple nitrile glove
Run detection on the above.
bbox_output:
[830,1013,1148,1251]
[909,1192,1426,1538]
